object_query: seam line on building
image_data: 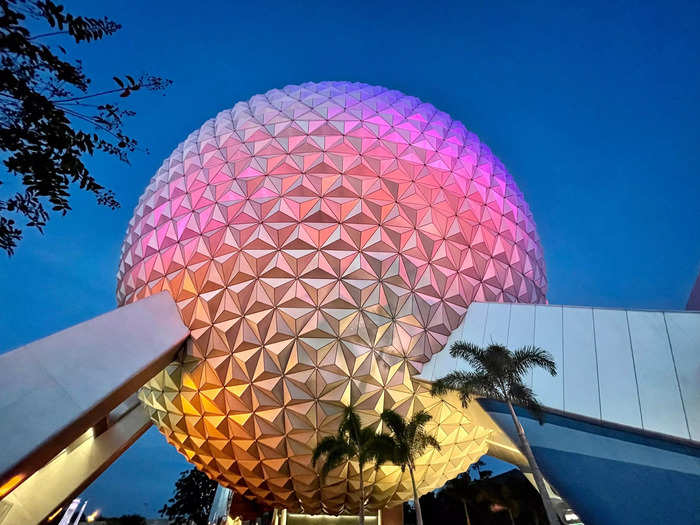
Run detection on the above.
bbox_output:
[531,304,537,388]
[662,312,691,438]
[480,303,489,347]
[591,308,603,421]
[505,302,513,346]
[561,305,565,413]
[625,309,644,429]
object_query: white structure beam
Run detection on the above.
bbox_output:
[0,292,189,514]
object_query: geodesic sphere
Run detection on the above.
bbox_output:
[116,81,547,514]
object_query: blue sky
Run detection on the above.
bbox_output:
[1,0,699,517]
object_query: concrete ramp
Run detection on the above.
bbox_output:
[0,292,188,524]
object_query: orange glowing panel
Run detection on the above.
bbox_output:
[116,81,547,514]
[0,473,24,498]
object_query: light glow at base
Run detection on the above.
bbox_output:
[47,507,63,521]
[0,473,24,498]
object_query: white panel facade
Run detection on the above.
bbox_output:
[423,349,458,383]
[593,308,642,428]
[422,302,699,442]
[507,304,536,387]
[462,301,489,345]
[562,307,601,420]
[664,312,700,440]
[533,305,564,411]
[483,302,511,345]
[627,311,689,438]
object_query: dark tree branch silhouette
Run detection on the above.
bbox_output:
[159,468,217,525]
[0,0,171,254]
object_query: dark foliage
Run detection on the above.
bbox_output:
[379,409,440,472]
[97,515,146,525]
[311,406,393,525]
[311,406,392,481]
[159,468,218,525]
[0,0,171,254]
[406,468,547,525]
[379,409,440,525]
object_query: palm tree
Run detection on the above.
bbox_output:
[484,484,521,525]
[444,474,474,525]
[379,409,441,525]
[443,460,492,525]
[311,406,393,525]
[430,342,559,525]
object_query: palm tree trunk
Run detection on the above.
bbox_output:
[506,401,559,525]
[359,465,365,525]
[462,500,471,525]
[408,465,424,525]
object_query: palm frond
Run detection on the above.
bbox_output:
[338,405,362,443]
[380,408,406,438]
[431,370,478,396]
[405,411,432,457]
[312,435,342,466]
[314,406,365,482]
[481,343,511,378]
[486,343,509,354]
[422,434,441,452]
[512,345,557,377]
[358,426,380,452]
[320,444,350,481]
[379,408,441,472]
[391,438,412,470]
[364,433,395,469]
[509,382,546,424]
[412,432,441,457]
[448,341,487,371]
[409,410,432,429]
[431,370,496,406]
